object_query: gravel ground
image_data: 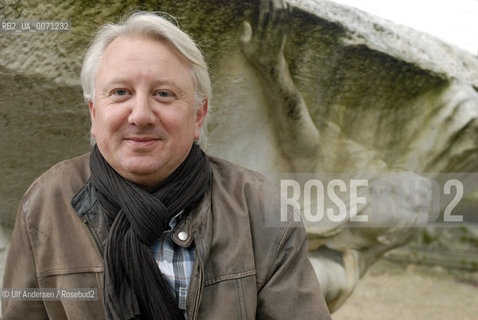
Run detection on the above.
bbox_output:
[333,259,478,320]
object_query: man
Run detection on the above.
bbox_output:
[2,12,331,319]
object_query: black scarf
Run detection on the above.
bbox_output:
[89,143,210,320]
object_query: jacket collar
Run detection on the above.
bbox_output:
[71,178,98,218]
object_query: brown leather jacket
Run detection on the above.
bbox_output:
[2,154,331,319]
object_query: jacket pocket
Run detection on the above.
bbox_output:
[37,271,105,319]
[197,274,256,320]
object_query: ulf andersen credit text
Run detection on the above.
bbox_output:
[0,288,97,301]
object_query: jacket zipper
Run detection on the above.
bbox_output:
[82,217,104,262]
[191,249,204,320]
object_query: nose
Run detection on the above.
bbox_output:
[128,93,156,128]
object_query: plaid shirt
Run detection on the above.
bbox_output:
[149,211,195,319]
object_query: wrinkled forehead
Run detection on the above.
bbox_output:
[96,34,194,86]
[96,35,194,86]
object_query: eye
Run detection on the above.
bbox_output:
[154,90,175,102]
[155,90,172,97]
[113,89,129,96]
[109,88,131,102]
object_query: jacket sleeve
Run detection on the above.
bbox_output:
[256,216,332,320]
[2,195,49,319]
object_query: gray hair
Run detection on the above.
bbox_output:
[81,12,211,143]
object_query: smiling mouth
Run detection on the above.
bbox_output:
[126,137,159,142]
[124,137,162,147]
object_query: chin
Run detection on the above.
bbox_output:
[124,162,163,176]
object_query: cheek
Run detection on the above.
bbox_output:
[91,118,112,144]
[162,108,195,132]
[95,110,124,133]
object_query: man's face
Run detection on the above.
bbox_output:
[90,35,207,187]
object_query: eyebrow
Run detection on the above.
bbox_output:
[106,77,180,86]
[103,78,184,93]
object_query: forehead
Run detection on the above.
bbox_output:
[96,35,193,86]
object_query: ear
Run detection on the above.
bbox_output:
[194,98,208,141]
[89,101,97,137]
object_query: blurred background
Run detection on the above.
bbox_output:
[328,1,478,318]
